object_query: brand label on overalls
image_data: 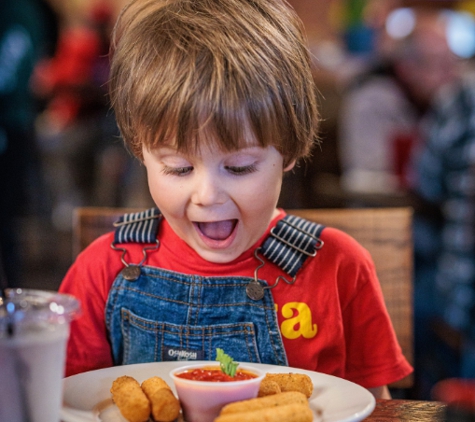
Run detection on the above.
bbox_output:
[163,346,205,361]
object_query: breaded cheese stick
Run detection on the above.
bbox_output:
[110,375,150,422]
[141,376,181,422]
[220,391,307,414]
[263,373,313,398]
[257,378,281,397]
[215,403,313,422]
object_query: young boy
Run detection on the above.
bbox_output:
[59,0,412,399]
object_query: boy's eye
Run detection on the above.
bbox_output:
[225,164,257,175]
[162,165,193,176]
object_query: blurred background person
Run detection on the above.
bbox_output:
[409,54,475,397]
[337,6,460,195]
[332,1,475,399]
[0,0,57,287]
[33,1,117,231]
[33,0,152,232]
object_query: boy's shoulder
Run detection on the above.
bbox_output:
[269,212,373,278]
[77,229,148,264]
[76,230,115,261]
[281,212,366,253]
[318,225,373,264]
[279,213,373,268]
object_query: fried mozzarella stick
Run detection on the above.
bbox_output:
[263,373,313,398]
[257,378,281,397]
[215,403,313,422]
[141,376,181,422]
[219,391,307,414]
[110,375,150,422]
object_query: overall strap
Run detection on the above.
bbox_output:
[261,215,325,277]
[113,208,161,244]
[111,210,324,279]
[111,208,162,281]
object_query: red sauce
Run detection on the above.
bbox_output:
[176,368,257,382]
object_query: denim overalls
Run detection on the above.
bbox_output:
[105,208,324,366]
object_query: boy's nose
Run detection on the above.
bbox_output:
[191,173,226,206]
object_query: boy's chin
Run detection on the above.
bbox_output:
[195,247,244,264]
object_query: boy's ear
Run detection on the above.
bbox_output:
[284,160,296,172]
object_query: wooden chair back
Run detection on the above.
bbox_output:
[290,208,413,389]
[73,206,413,388]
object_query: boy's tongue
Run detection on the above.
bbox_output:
[197,220,236,240]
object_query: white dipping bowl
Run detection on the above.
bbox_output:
[170,363,264,422]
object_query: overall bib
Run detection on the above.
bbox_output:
[105,208,324,366]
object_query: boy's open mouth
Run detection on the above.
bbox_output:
[195,219,238,241]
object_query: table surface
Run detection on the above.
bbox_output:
[363,399,447,421]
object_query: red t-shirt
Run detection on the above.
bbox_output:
[59,210,412,387]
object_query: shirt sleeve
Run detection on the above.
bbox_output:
[59,233,118,377]
[339,241,413,388]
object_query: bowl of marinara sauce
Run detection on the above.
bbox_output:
[170,363,264,422]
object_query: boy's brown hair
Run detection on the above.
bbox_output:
[109,0,319,166]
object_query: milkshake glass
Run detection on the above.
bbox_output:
[0,288,80,422]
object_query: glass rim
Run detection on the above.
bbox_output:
[0,288,81,323]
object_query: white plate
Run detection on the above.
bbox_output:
[61,361,375,422]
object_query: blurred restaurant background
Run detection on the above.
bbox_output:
[4,0,475,403]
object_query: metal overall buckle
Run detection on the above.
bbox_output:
[246,248,297,301]
[111,240,160,281]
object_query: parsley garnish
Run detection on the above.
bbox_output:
[216,348,239,377]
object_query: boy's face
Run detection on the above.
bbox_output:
[142,140,294,263]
